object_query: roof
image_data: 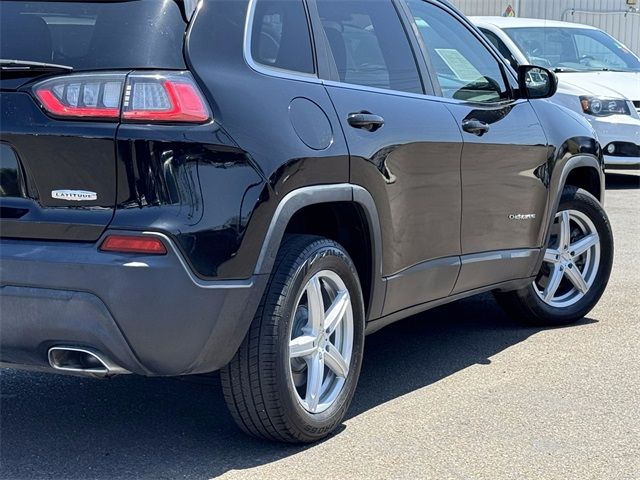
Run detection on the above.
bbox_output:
[468,16,599,31]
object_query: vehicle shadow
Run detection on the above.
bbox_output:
[0,294,594,480]
[606,171,640,190]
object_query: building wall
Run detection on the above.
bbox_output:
[451,0,510,16]
[450,0,640,56]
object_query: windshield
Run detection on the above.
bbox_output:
[0,1,187,71]
[504,27,640,73]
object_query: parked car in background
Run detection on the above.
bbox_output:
[472,17,640,168]
[1,0,614,444]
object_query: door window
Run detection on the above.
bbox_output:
[316,0,423,94]
[250,0,315,74]
[407,1,510,103]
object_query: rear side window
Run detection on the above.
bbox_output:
[0,1,187,71]
[316,0,423,94]
[250,0,315,74]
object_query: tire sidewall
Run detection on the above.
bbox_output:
[274,241,365,439]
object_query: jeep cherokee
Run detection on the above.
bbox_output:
[0,0,613,443]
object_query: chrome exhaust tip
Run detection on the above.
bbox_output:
[48,346,130,377]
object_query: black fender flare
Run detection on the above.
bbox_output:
[253,184,385,320]
[532,154,604,276]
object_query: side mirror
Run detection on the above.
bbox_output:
[518,65,558,99]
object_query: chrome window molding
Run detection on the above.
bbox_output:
[323,78,521,108]
[322,79,432,102]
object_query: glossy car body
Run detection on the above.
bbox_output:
[471,17,640,168]
[0,0,604,377]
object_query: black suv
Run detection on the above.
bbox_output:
[0,0,613,443]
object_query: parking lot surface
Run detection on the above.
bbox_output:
[1,172,638,480]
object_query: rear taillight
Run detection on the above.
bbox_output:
[123,72,210,123]
[100,235,167,255]
[34,73,126,120]
[33,71,210,124]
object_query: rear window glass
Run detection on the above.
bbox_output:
[0,1,187,71]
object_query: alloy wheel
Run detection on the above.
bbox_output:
[534,209,601,308]
[288,270,354,414]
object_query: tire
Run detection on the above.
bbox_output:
[221,235,365,443]
[495,187,613,326]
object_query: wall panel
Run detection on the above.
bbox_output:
[449,0,640,55]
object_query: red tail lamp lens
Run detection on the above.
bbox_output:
[122,73,210,123]
[36,89,121,119]
[100,235,167,255]
[33,73,126,120]
[32,71,210,124]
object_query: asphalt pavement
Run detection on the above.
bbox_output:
[1,171,638,480]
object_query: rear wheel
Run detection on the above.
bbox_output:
[221,235,365,443]
[496,187,613,326]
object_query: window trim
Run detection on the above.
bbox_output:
[393,0,436,96]
[401,0,520,106]
[243,0,321,82]
[393,0,435,95]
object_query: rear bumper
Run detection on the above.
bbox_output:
[0,232,266,376]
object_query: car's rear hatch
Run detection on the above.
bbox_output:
[0,0,189,241]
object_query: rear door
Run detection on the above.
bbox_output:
[405,0,550,293]
[311,0,464,315]
[0,0,188,241]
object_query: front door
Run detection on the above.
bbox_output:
[406,0,550,292]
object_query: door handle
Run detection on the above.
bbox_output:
[348,112,385,132]
[462,119,490,136]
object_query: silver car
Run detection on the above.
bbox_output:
[472,17,640,168]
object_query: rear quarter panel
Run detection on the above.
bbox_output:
[184,0,351,279]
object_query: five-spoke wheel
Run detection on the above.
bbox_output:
[496,187,613,326]
[534,209,600,307]
[221,235,365,443]
[289,271,354,414]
